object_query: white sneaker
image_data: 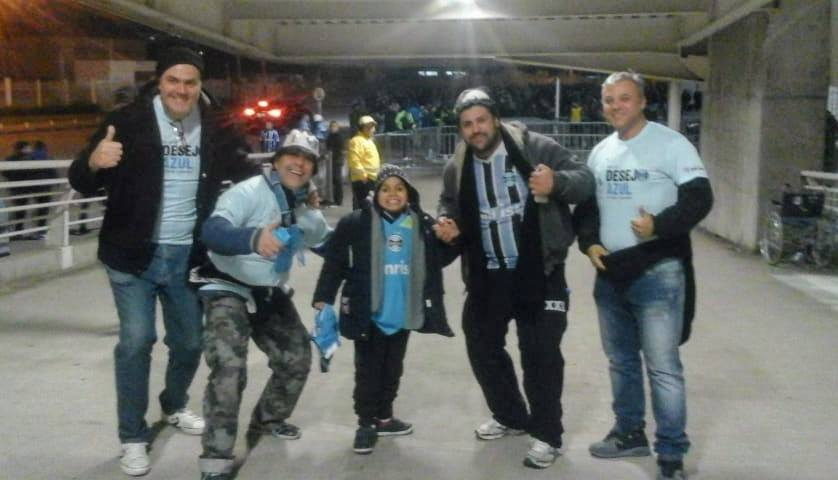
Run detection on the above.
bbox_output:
[166,408,205,435]
[120,442,150,476]
[523,439,561,469]
[474,419,526,440]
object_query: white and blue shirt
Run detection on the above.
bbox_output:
[587,121,707,252]
[206,175,331,287]
[152,95,202,244]
[373,213,413,335]
[473,142,529,270]
[261,128,281,153]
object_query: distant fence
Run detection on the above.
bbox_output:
[373,121,612,169]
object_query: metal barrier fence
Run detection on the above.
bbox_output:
[0,160,106,254]
[0,153,288,257]
[373,121,612,167]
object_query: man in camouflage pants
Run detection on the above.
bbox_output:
[194,130,332,480]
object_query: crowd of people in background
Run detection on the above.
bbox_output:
[2,139,57,240]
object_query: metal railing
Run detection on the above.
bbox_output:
[0,153,281,259]
[373,121,612,168]
[0,160,106,253]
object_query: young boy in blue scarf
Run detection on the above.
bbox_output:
[312,164,456,454]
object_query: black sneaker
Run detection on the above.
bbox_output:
[589,428,651,458]
[249,421,302,440]
[376,417,413,436]
[353,425,378,454]
[201,473,232,480]
[657,458,687,479]
[267,421,302,440]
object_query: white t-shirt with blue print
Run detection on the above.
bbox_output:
[152,95,202,244]
[373,213,413,335]
[587,121,708,252]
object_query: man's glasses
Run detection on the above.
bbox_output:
[170,121,187,148]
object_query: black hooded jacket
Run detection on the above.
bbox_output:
[312,181,456,341]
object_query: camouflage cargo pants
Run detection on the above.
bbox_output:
[199,290,311,470]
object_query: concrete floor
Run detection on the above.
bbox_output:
[1,173,837,480]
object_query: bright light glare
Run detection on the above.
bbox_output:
[257,100,268,107]
[243,108,256,116]
[268,109,282,118]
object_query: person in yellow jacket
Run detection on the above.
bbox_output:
[347,115,381,209]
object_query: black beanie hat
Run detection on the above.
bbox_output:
[156,46,205,77]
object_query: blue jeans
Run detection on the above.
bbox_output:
[594,258,690,459]
[106,244,203,443]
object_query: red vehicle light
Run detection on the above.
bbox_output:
[243,107,256,116]
[257,100,269,107]
[268,108,282,118]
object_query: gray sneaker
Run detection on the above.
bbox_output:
[475,419,526,440]
[589,428,651,458]
[523,439,561,469]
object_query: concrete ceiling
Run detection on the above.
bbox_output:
[76,0,779,80]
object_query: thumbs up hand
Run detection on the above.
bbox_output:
[89,125,123,172]
[630,206,655,239]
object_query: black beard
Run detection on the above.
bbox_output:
[470,131,501,159]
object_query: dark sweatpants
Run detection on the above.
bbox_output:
[353,326,410,427]
[462,268,569,448]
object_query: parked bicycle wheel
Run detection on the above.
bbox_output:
[813,218,835,268]
[760,211,786,265]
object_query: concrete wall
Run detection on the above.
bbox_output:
[701,0,830,249]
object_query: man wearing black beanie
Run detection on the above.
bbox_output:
[69,46,258,477]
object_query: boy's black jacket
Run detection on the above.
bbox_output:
[312,204,457,341]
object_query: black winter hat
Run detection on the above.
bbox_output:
[156,46,205,77]
[374,164,420,205]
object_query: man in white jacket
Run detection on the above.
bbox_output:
[194,130,331,480]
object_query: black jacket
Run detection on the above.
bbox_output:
[573,177,714,344]
[69,90,258,275]
[312,203,456,341]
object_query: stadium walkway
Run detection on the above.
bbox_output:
[1,173,836,480]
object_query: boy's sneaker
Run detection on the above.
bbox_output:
[523,439,561,469]
[353,425,378,454]
[657,458,687,480]
[475,419,526,440]
[376,417,413,436]
[200,473,231,480]
[166,408,205,435]
[120,442,150,476]
[589,428,651,458]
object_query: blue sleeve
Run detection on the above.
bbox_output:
[201,215,259,255]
